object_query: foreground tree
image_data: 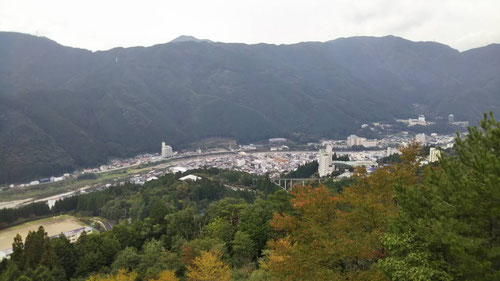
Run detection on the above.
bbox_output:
[186,249,231,281]
[266,144,422,280]
[380,113,500,280]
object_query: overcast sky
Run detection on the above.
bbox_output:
[1,0,499,51]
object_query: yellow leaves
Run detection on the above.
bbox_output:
[186,249,231,281]
[87,269,138,281]
[149,270,179,281]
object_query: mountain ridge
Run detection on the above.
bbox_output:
[0,32,499,183]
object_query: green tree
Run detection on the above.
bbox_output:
[380,113,500,281]
[111,247,141,273]
[206,217,234,244]
[238,199,273,257]
[231,231,255,266]
[52,235,77,278]
[23,226,56,270]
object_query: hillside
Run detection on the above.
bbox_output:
[0,32,499,182]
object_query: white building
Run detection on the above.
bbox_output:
[180,175,201,181]
[386,147,401,157]
[408,115,428,126]
[416,133,426,145]
[429,147,441,162]
[347,135,365,147]
[161,142,173,157]
[269,138,287,143]
[448,114,455,123]
[318,145,335,177]
[347,135,378,147]
[362,139,378,147]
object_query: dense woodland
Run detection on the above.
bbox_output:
[0,114,498,281]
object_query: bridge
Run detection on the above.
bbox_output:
[270,178,323,191]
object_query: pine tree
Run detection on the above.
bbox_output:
[380,113,500,280]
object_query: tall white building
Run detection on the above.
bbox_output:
[318,145,335,177]
[161,142,173,157]
[428,147,441,162]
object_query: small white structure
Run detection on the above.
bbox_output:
[146,176,158,182]
[318,145,335,177]
[269,138,287,143]
[337,170,353,179]
[161,142,174,158]
[180,175,201,181]
[170,166,188,173]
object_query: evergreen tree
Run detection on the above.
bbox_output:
[380,113,500,280]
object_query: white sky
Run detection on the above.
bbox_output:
[1,0,499,51]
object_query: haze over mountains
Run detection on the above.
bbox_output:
[0,32,499,183]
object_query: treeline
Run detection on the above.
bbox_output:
[1,170,278,230]
[0,168,292,280]
[0,202,51,229]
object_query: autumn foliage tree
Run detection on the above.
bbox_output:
[186,249,231,281]
[266,143,422,280]
[149,270,179,281]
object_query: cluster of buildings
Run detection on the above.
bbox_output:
[166,151,317,178]
[396,115,434,126]
[2,126,459,209]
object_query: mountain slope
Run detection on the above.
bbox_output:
[0,32,499,182]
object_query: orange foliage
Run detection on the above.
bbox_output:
[266,143,422,281]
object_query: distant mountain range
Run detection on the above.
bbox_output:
[0,32,499,183]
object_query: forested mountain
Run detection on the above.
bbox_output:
[0,32,499,182]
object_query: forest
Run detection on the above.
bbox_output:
[0,114,498,281]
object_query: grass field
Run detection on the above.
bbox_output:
[0,215,87,250]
